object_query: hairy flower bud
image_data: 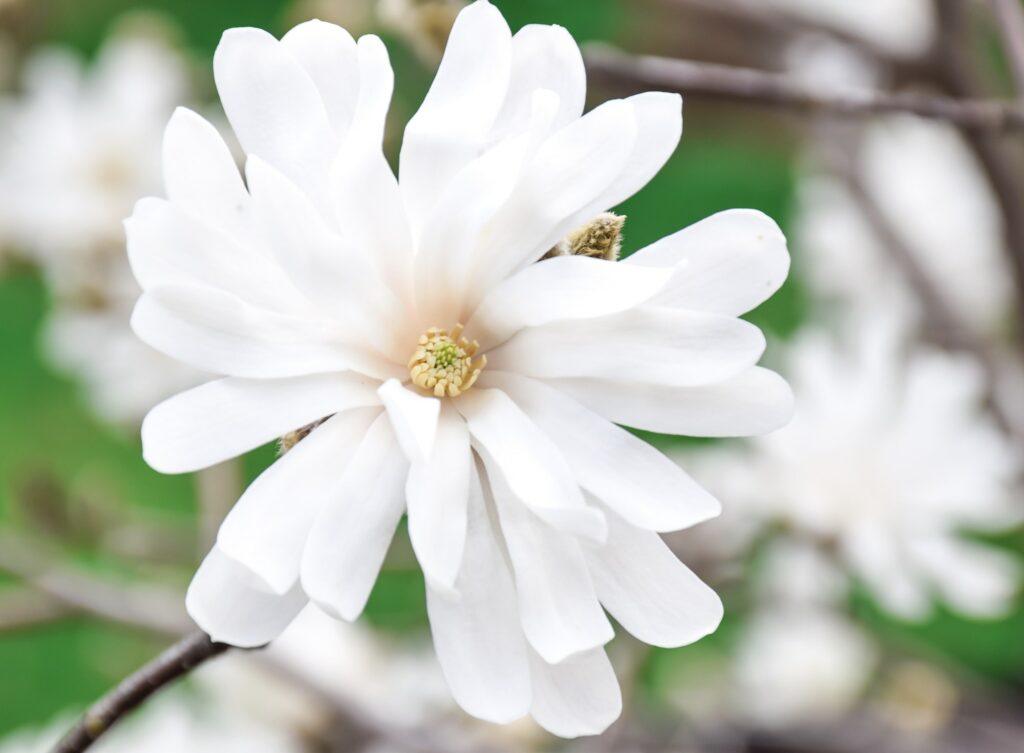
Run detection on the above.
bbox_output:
[545,212,626,261]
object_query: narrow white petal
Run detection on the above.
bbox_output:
[331,37,413,302]
[484,453,614,664]
[528,648,622,738]
[217,408,380,594]
[551,366,794,437]
[131,284,400,380]
[399,0,512,231]
[162,107,249,238]
[487,372,720,532]
[186,546,307,648]
[126,198,292,311]
[590,91,682,211]
[492,24,585,140]
[426,463,531,722]
[413,89,560,324]
[468,99,637,302]
[378,378,441,462]
[490,307,765,387]
[213,27,336,204]
[246,156,394,334]
[625,209,790,316]
[586,509,723,647]
[468,256,671,349]
[407,405,471,589]
[280,20,359,137]
[142,372,381,473]
[458,388,606,541]
[300,414,409,620]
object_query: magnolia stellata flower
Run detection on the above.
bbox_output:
[129,0,792,736]
[697,316,1021,620]
[0,32,204,424]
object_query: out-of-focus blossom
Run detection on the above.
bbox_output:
[696,318,1021,620]
[0,694,306,753]
[377,0,466,64]
[876,661,959,736]
[0,30,206,424]
[760,0,935,59]
[127,0,793,735]
[288,0,376,38]
[733,606,877,728]
[795,116,1014,334]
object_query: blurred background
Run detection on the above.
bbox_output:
[0,1,1022,751]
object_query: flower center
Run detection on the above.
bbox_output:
[408,324,486,398]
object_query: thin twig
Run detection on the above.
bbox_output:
[0,530,191,637]
[0,587,71,632]
[988,0,1024,96]
[584,44,1024,132]
[51,631,234,753]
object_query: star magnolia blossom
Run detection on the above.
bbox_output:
[701,318,1021,621]
[129,0,793,736]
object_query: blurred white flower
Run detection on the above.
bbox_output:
[127,0,793,736]
[733,607,877,728]
[795,116,1014,334]
[0,30,207,424]
[760,0,935,59]
[0,693,305,753]
[377,0,466,64]
[698,318,1021,620]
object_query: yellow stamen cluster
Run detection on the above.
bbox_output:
[408,324,486,397]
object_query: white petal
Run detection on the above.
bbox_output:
[625,209,790,316]
[399,0,512,232]
[378,378,440,462]
[246,156,394,335]
[300,414,409,620]
[490,307,765,387]
[485,452,614,664]
[467,99,638,302]
[528,648,621,738]
[407,405,471,589]
[910,537,1020,618]
[487,372,720,532]
[213,27,336,205]
[162,107,249,238]
[468,256,671,349]
[426,463,530,722]
[551,366,794,437]
[585,509,723,647]
[413,89,560,324]
[142,372,381,473]
[491,24,585,140]
[330,38,413,302]
[590,91,682,211]
[457,388,606,541]
[280,20,359,137]
[186,546,307,648]
[131,284,399,380]
[217,408,380,595]
[126,198,292,311]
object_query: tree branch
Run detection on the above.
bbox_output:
[584,44,1024,132]
[0,587,71,632]
[52,631,235,753]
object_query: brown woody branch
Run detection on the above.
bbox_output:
[584,45,1024,133]
[51,631,234,753]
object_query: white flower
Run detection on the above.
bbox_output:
[0,31,206,424]
[733,606,876,728]
[795,116,1014,334]
[0,694,305,753]
[700,317,1021,620]
[128,0,792,736]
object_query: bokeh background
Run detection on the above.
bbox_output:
[0,1,1022,751]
